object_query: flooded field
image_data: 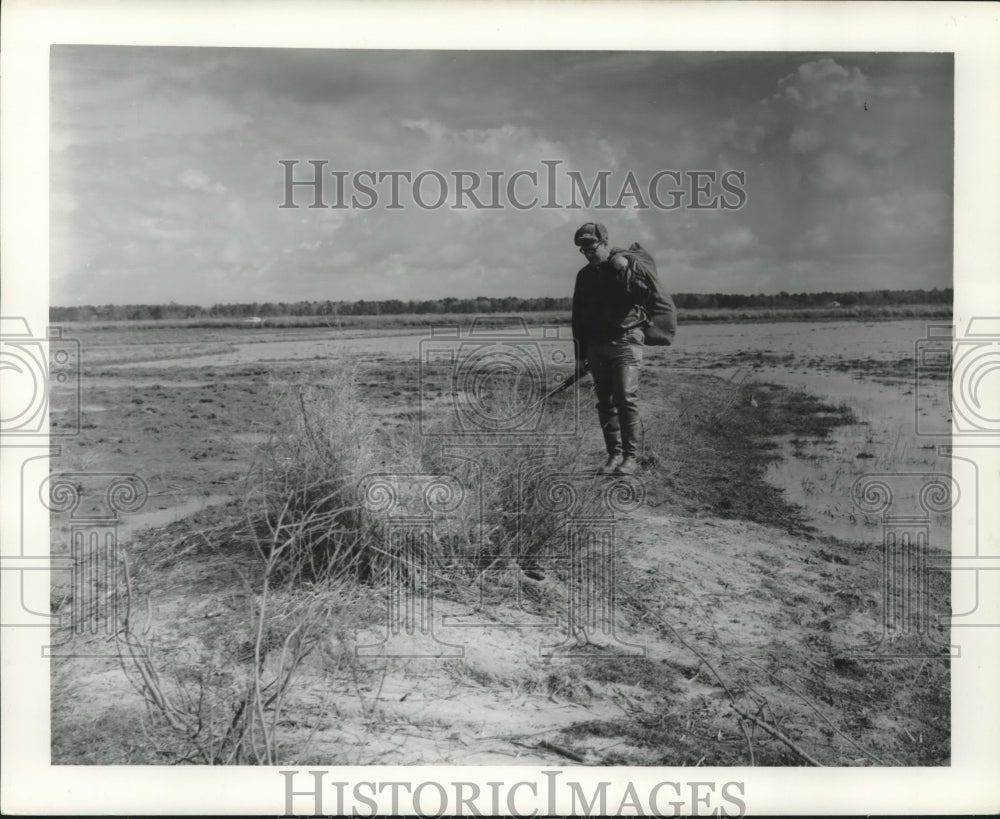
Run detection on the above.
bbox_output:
[68,317,951,545]
[48,316,954,767]
[84,317,939,369]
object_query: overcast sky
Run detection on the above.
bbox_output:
[50,48,952,306]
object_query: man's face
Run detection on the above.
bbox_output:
[578,241,611,266]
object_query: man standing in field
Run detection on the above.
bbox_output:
[571,221,674,475]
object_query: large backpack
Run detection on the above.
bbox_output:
[618,242,677,346]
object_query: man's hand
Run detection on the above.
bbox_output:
[610,252,651,301]
[575,358,590,378]
[610,253,633,289]
[610,254,629,273]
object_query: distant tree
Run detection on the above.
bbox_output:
[47,287,952,323]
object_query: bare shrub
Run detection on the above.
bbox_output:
[116,546,364,764]
[115,361,593,764]
[416,366,591,578]
[244,369,388,583]
[255,361,592,583]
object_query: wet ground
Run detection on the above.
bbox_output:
[58,317,951,546]
[47,317,953,766]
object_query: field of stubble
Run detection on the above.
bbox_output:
[49,316,952,766]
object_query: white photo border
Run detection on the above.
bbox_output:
[2,0,998,814]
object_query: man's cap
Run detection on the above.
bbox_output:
[574,222,609,247]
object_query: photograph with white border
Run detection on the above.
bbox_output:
[2,1,999,815]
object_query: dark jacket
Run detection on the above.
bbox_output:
[572,244,671,358]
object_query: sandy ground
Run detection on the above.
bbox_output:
[47,318,952,766]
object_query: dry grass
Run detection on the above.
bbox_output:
[112,361,597,763]
[92,354,948,768]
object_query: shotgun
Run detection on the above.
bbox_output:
[527,363,590,412]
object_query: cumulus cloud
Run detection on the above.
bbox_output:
[792,187,950,259]
[707,54,952,287]
[768,58,876,111]
[50,49,952,304]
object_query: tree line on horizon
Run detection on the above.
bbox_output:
[50,288,952,322]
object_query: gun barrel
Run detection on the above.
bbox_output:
[526,370,587,412]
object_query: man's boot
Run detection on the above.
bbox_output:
[615,454,638,475]
[616,416,641,475]
[598,409,622,474]
[598,454,622,474]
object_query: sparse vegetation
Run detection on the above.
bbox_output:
[50,320,950,767]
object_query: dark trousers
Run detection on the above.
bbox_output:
[587,331,643,458]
